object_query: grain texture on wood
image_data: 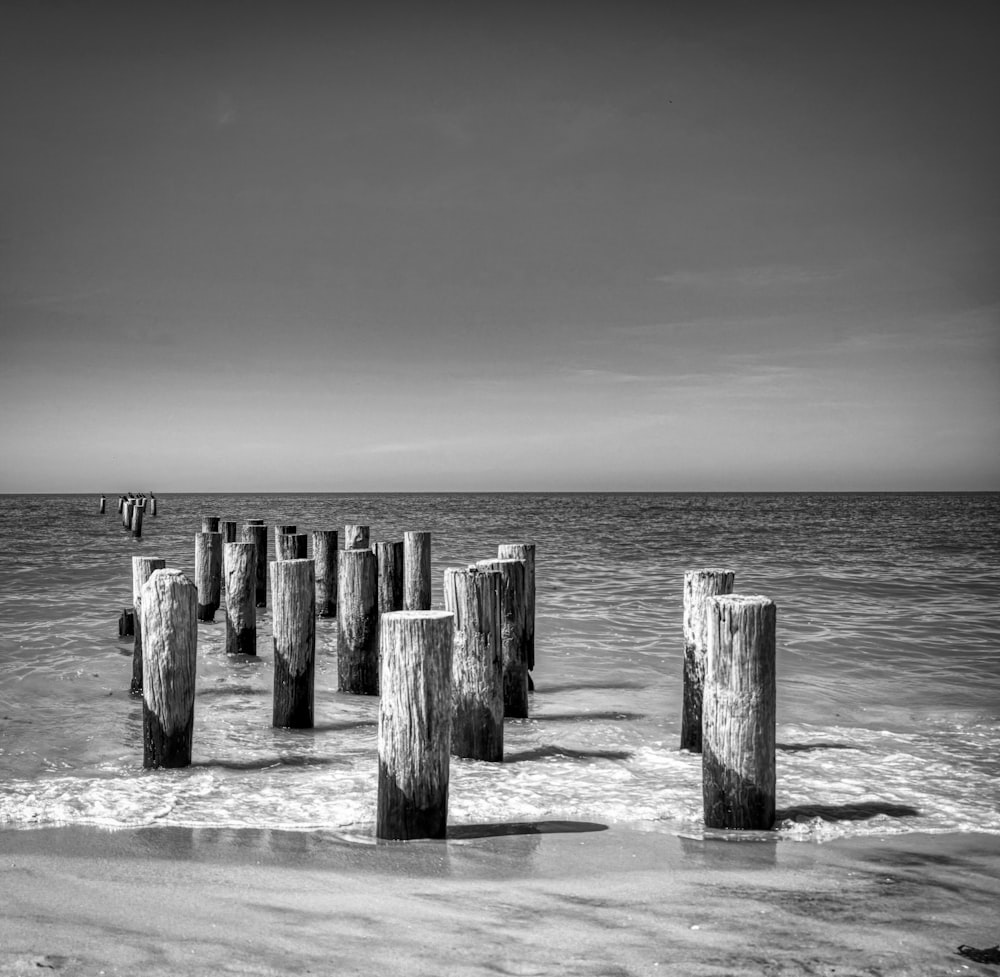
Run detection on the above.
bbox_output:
[403,531,432,611]
[497,544,535,671]
[241,524,268,607]
[202,517,220,533]
[221,520,238,543]
[269,558,315,728]
[194,531,223,622]
[312,530,338,618]
[130,501,144,538]
[277,532,308,561]
[377,610,454,840]
[131,556,166,695]
[681,568,735,753]
[345,524,369,550]
[140,569,198,768]
[444,566,503,761]
[476,558,528,718]
[337,548,379,694]
[224,542,256,656]
[702,594,776,831]
[375,540,405,615]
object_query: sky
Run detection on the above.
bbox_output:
[2,1,998,492]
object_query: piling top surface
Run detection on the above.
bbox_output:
[381,610,454,622]
[474,558,522,569]
[685,567,736,578]
[708,594,774,609]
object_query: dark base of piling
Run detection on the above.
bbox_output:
[451,704,503,762]
[118,609,135,638]
[376,762,448,840]
[197,603,218,623]
[503,671,529,719]
[702,744,775,831]
[681,642,703,753]
[130,626,143,696]
[318,601,336,618]
[272,658,314,728]
[143,705,194,769]
[337,657,379,696]
[226,626,256,656]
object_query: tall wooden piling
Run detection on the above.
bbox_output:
[100,495,106,514]
[118,496,125,515]
[241,523,268,607]
[444,566,503,761]
[131,556,166,694]
[374,540,405,615]
[498,543,535,672]
[224,542,256,656]
[337,547,379,694]
[194,531,223,621]
[123,499,134,530]
[377,610,454,840]
[277,532,308,561]
[269,558,315,728]
[313,530,338,618]
[682,568,736,753]
[476,558,528,718]
[130,501,144,538]
[403,531,432,611]
[140,569,198,768]
[149,494,157,516]
[221,520,238,544]
[202,517,220,533]
[345,524,370,550]
[702,594,776,831]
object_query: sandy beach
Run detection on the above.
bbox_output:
[2,823,998,976]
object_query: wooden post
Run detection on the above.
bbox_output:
[194,531,223,621]
[224,542,256,656]
[476,558,527,718]
[337,548,378,694]
[277,532,307,561]
[702,594,776,831]
[377,610,454,840]
[118,607,135,637]
[140,568,198,769]
[123,499,134,530]
[345,524,370,550]
[374,540,404,615]
[269,558,315,728]
[149,494,157,516]
[278,524,296,535]
[403,531,432,611]
[498,543,535,673]
[202,517,220,533]
[117,496,124,515]
[241,523,268,607]
[221,520,238,544]
[100,495,106,514]
[130,501,144,538]
[313,530,338,618]
[131,556,166,695]
[444,566,503,761]
[681,568,735,753]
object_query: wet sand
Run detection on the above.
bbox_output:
[1,823,998,976]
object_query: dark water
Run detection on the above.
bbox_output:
[0,492,997,840]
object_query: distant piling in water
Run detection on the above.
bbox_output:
[345,524,370,550]
[221,520,237,544]
[476,558,528,718]
[681,568,735,753]
[313,530,338,618]
[702,594,776,831]
[277,532,307,561]
[140,569,198,769]
[195,531,222,621]
[377,610,454,840]
[403,531,432,611]
[270,558,315,728]
[100,495,106,514]
[241,523,268,607]
[202,517,220,533]
[224,542,256,656]
[374,540,404,615]
[337,547,378,694]
[130,500,144,538]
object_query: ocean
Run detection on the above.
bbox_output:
[1,492,997,842]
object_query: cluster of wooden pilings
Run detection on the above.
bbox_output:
[681,569,777,832]
[127,519,537,840]
[102,492,157,540]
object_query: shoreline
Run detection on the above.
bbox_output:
[2,822,998,976]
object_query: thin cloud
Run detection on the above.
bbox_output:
[654,264,843,289]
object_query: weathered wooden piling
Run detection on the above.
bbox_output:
[681,568,736,753]
[476,558,528,718]
[131,556,166,694]
[498,543,535,672]
[224,542,256,655]
[345,524,370,550]
[123,499,134,530]
[118,607,135,637]
[117,496,124,515]
[202,517,220,533]
[140,569,198,769]
[374,540,404,615]
[221,520,238,544]
[312,530,338,618]
[337,547,379,694]
[194,531,223,621]
[241,523,268,607]
[130,500,144,538]
[278,524,296,535]
[269,558,315,728]
[377,610,454,840]
[100,495,106,514]
[403,531,432,611]
[277,532,308,561]
[149,494,157,516]
[444,566,503,761]
[702,594,776,831]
